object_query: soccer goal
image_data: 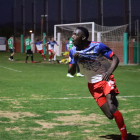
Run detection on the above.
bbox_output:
[54,22,128,63]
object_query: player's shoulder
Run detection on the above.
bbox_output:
[69,46,76,54]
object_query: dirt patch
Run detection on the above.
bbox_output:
[36,112,109,129]
[46,110,83,114]
[5,127,23,133]
[54,113,107,124]
[131,114,140,128]
[120,109,140,113]
[48,131,70,136]
[35,120,59,129]
[0,111,40,120]
[11,100,20,105]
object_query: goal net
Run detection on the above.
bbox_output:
[54,22,128,63]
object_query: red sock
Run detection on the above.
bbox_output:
[49,55,52,59]
[113,110,128,140]
[42,54,46,59]
[52,54,54,59]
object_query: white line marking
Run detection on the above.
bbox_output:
[0,96,140,101]
[0,66,22,72]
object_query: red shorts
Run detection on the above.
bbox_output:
[48,49,54,53]
[88,75,119,107]
[38,50,44,54]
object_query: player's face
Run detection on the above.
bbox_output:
[72,29,83,48]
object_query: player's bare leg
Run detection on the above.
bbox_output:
[100,93,128,140]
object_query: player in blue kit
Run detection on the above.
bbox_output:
[68,27,128,140]
[46,37,59,63]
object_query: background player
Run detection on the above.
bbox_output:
[46,37,59,63]
[25,36,36,63]
[8,36,15,61]
[68,27,128,140]
[32,35,47,60]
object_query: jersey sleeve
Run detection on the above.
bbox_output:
[99,43,114,59]
[69,49,77,64]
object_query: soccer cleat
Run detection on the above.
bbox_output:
[76,73,84,77]
[67,73,74,77]
[44,58,46,60]
[25,60,27,63]
[8,58,12,61]
[32,61,36,63]
[11,59,14,61]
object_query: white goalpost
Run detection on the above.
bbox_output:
[54,22,128,63]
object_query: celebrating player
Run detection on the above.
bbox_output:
[25,36,36,63]
[68,27,128,140]
[46,37,59,63]
[32,35,47,60]
[8,36,15,61]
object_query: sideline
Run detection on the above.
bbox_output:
[0,96,140,101]
[0,65,22,72]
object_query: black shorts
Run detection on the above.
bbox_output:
[9,49,14,53]
[26,49,33,55]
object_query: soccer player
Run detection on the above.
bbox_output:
[25,36,36,63]
[32,35,47,60]
[68,27,128,140]
[46,37,59,63]
[8,36,15,61]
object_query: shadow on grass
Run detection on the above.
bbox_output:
[99,133,140,140]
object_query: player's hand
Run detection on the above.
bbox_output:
[102,72,111,81]
[73,52,80,59]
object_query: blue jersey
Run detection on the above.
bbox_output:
[47,41,57,50]
[69,41,113,83]
[34,41,43,50]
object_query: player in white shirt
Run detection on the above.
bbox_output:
[45,37,59,63]
[33,35,47,60]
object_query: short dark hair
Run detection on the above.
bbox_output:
[76,27,89,39]
[36,38,39,41]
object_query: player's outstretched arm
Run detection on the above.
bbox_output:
[41,35,46,42]
[102,54,119,81]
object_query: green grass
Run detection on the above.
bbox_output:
[0,52,140,140]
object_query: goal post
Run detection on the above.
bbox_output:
[54,22,128,63]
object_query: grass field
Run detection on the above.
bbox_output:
[0,52,140,140]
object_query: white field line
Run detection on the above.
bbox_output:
[0,96,140,101]
[0,66,22,72]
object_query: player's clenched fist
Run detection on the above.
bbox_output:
[73,52,80,59]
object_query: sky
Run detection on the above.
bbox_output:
[0,0,140,34]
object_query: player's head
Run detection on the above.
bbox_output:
[27,35,30,38]
[51,37,54,41]
[10,36,13,39]
[36,38,39,42]
[72,27,89,48]
[77,27,89,40]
